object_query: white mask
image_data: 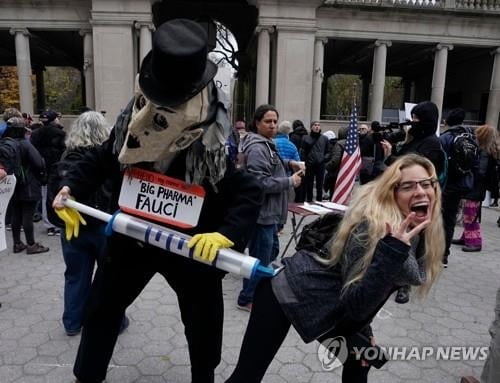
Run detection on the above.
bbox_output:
[118,79,210,164]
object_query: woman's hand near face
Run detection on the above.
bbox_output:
[385,212,430,245]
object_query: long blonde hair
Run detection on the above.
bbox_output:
[475,124,499,158]
[327,154,444,297]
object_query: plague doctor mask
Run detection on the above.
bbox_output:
[118,80,210,164]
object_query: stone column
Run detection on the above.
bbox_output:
[136,22,153,66]
[256,26,272,106]
[368,40,391,122]
[431,44,453,125]
[311,38,327,121]
[9,28,33,114]
[486,48,500,129]
[80,29,95,109]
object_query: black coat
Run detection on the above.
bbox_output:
[60,128,264,253]
[12,138,46,201]
[30,122,66,172]
[301,133,330,167]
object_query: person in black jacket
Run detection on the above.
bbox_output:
[52,19,263,383]
[3,117,48,254]
[301,121,330,202]
[47,111,118,336]
[225,154,444,383]
[30,109,66,235]
[290,120,308,202]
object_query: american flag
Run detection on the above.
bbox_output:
[331,103,361,204]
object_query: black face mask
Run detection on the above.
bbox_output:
[408,120,437,139]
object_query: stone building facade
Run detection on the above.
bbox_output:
[0,0,499,129]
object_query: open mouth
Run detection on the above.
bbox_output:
[410,202,429,217]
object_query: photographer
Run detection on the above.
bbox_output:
[381,101,446,304]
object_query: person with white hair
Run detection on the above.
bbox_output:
[47,111,126,337]
[274,120,300,173]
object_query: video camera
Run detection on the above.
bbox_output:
[371,121,409,144]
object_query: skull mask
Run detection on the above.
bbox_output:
[118,79,210,164]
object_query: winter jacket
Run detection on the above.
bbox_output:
[60,128,264,254]
[48,147,114,228]
[240,132,291,225]
[387,134,446,177]
[12,138,45,201]
[463,149,494,202]
[301,133,330,168]
[271,223,418,343]
[274,134,300,162]
[30,122,66,174]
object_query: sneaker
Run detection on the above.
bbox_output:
[442,258,448,268]
[119,315,130,334]
[65,328,81,336]
[236,302,252,312]
[13,242,27,253]
[460,377,480,383]
[26,243,49,254]
[451,238,465,246]
[47,228,56,236]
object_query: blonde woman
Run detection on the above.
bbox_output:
[452,124,499,252]
[226,154,444,383]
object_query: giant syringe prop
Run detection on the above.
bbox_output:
[63,199,278,280]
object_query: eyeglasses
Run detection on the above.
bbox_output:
[396,178,437,192]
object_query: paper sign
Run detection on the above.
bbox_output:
[404,102,417,121]
[118,168,205,229]
[0,175,17,252]
[315,201,348,212]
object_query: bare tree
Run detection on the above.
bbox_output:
[209,22,239,71]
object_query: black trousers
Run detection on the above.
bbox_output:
[305,163,326,202]
[74,235,224,383]
[10,199,37,245]
[441,190,463,263]
[226,279,370,383]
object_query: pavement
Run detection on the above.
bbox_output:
[0,206,499,383]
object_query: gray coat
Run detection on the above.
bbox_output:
[240,132,291,225]
[272,223,416,343]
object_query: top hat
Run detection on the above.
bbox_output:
[139,19,217,107]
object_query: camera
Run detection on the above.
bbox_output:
[371,121,408,144]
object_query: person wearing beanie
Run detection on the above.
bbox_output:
[381,100,446,304]
[3,117,49,254]
[301,121,330,202]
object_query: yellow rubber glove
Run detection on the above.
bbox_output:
[187,232,234,263]
[55,207,87,241]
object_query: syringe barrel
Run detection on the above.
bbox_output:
[111,213,260,279]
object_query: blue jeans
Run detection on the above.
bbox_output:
[237,224,279,306]
[61,223,107,332]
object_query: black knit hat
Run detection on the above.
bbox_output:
[411,101,439,126]
[445,108,465,127]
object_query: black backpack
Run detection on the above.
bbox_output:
[449,127,479,174]
[296,211,344,258]
[0,137,26,186]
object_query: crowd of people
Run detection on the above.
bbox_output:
[0,17,499,383]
